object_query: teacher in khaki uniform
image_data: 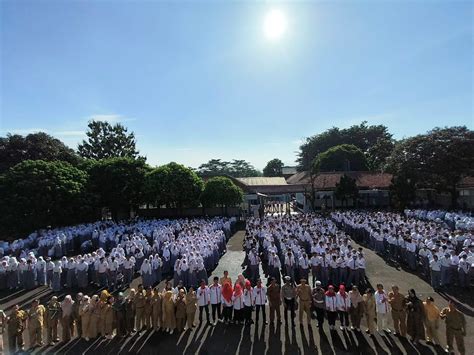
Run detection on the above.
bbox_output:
[296,278,312,325]
[388,285,407,337]
[440,300,466,355]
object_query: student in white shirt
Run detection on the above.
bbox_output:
[253,278,267,324]
[243,280,254,325]
[196,279,211,324]
[375,284,391,333]
[209,276,222,325]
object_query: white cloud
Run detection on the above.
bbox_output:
[54,130,86,137]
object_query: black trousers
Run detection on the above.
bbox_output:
[199,305,210,322]
[327,311,337,326]
[244,305,253,323]
[223,306,233,322]
[338,311,349,327]
[315,307,325,326]
[284,298,295,324]
[211,303,222,321]
[255,304,266,322]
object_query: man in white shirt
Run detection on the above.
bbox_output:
[253,278,267,324]
[209,277,222,325]
[430,254,441,290]
[375,283,391,333]
[196,280,211,325]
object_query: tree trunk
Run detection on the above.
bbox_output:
[450,187,458,209]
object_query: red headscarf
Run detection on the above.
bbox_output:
[339,284,347,298]
[222,282,233,302]
[325,285,336,297]
[233,283,242,297]
[245,280,252,290]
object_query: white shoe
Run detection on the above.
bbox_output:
[170,329,174,335]
[340,326,344,330]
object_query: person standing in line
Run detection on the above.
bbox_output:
[405,289,425,344]
[6,305,27,353]
[281,276,296,327]
[221,283,234,324]
[134,284,146,332]
[325,285,338,330]
[162,290,176,334]
[388,285,407,337]
[72,293,83,338]
[175,289,187,332]
[430,254,442,291]
[312,281,326,328]
[220,270,232,287]
[363,289,376,337]
[423,297,441,346]
[185,286,198,329]
[27,299,45,348]
[375,283,391,333]
[349,286,364,331]
[209,276,222,325]
[151,287,163,331]
[197,279,211,325]
[267,277,281,325]
[243,280,254,326]
[232,283,244,325]
[296,278,312,326]
[253,278,268,325]
[46,296,61,345]
[61,295,75,342]
[440,300,466,355]
[336,284,351,330]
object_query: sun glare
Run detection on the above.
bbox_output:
[263,9,287,40]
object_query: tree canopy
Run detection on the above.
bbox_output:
[146,162,204,208]
[0,132,80,173]
[200,176,243,208]
[334,174,359,207]
[297,121,393,171]
[0,160,90,234]
[78,120,140,160]
[197,159,261,177]
[87,157,148,218]
[263,158,284,177]
[386,126,474,208]
[312,144,368,173]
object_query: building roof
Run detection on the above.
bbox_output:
[287,171,393,190]
[236,177,288,186]
[458,176,474,189]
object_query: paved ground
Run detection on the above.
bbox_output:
[1,228,472,355]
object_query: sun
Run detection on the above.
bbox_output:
[263,9,287,40]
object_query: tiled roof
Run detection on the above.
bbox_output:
[287,171,393,190]
[236,177,288,186]
[458,176,474,188]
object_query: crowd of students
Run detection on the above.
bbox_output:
[0,218,235,292]
[405,209,474,231]
[332,211,473,290]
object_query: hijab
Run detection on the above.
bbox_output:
[222,282,233,303]
[233,283,243,297]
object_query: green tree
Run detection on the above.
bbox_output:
[334,174,359,207]
[78,120,140,160]
[0,160,91,235]
[147,162,204,209]
[200,176,243,211]
[389,174,416,210]
[0,132,80,173]
[386,126,474,208]
[87,157,148,219]
[263,158,284,177]
[312,144,368,173]
[197,159,261,177]
[297,121,393,171]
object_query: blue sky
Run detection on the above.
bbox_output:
[1,0,472,169]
